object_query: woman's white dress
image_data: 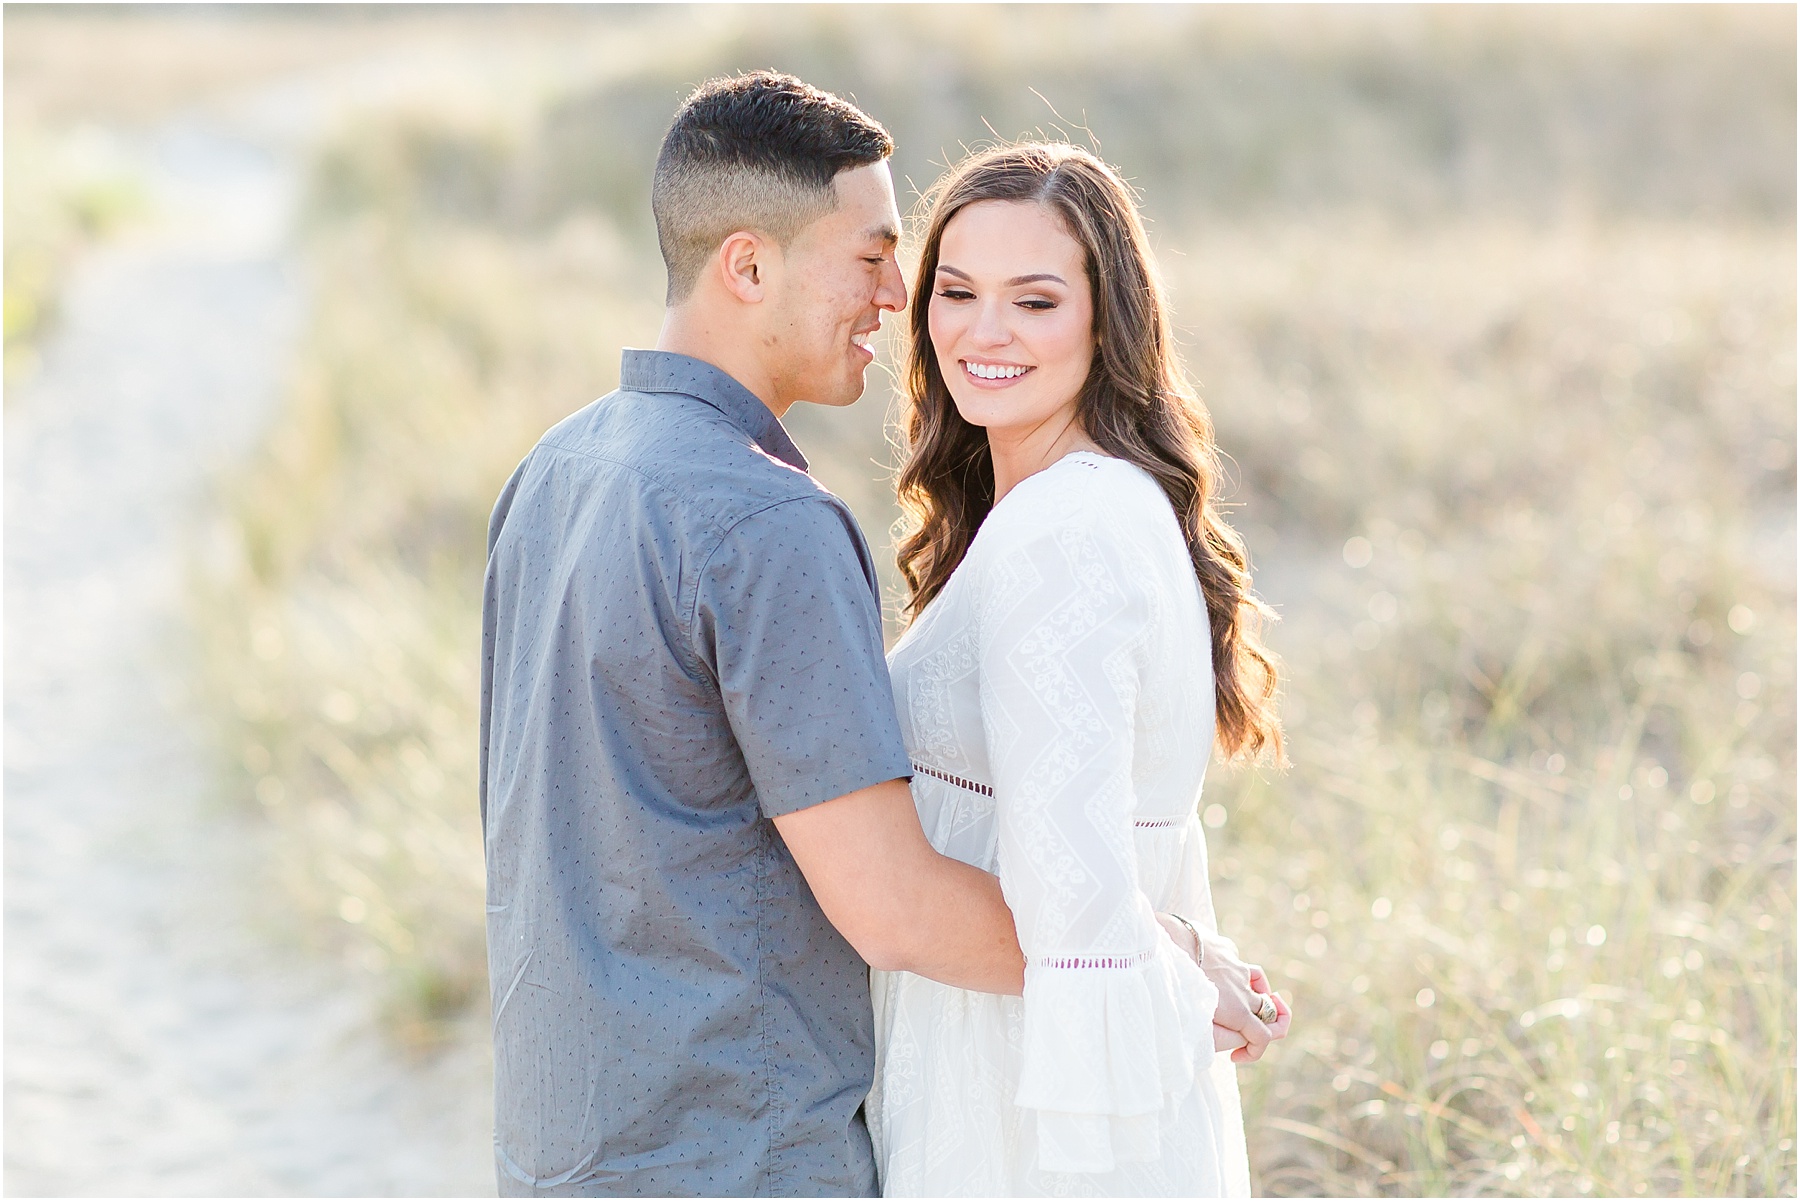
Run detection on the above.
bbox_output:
[869,452,1250,1197]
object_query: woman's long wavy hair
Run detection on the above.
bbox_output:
[895,142,1284,764]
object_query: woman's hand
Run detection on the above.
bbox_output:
[1156,915,1292,1063]
[1199,931,1291,1063]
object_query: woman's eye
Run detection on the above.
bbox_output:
[1018,299,1057,311]
[935,287,974,301]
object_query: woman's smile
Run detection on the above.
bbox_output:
[961,359,1035,385]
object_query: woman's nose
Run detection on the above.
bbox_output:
[970,300,1011,347]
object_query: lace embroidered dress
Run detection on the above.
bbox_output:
[869,453,1250,1197]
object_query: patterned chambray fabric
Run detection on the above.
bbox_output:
[480,349,912,1197]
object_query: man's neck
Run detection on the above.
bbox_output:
[655,307,789,418]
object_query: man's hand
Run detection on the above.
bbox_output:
[772,779,1026,996]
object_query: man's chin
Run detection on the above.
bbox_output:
[812,370,868,409]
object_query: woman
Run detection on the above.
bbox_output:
[868,143,1290,1196]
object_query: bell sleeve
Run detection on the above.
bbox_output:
[976,512,1220,1175]
[1166,810,1232,947]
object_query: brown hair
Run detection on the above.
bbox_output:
[895,142,1284,764]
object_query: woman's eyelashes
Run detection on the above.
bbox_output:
[932,285,1058,311]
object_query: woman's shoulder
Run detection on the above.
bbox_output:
[963,454,1182,629]
[1073,451,1177,519]
[978,451,1176,550]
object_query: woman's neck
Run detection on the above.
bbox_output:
[987,415,1102,506]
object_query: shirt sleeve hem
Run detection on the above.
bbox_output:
[757,751,916,819]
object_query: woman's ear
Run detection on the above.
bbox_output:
[716,230,768,303]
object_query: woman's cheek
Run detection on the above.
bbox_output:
[929,320,964,383]
[927,302,956,357]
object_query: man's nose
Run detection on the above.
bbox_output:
[876,257,907,312]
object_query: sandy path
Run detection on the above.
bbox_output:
[4,98,492,1196]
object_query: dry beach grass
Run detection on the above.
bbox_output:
[1169,221,1795,1194]
[153,5,1795,1193]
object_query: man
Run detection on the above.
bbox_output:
[480,70,1280,1197]
[480,72,1024,1197]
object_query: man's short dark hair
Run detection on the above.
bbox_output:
[653,70,893,303]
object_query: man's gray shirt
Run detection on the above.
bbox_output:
[480,350,912,1197]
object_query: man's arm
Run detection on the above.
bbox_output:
[773,778,1026,996]
[692,501,1020,992]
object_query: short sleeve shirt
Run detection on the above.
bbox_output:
[479,350,913,1197]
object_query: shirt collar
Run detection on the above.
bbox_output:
[620,349,807,472]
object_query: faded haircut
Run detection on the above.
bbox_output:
[652,70,893,304]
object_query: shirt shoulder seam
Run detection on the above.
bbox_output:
[535,433,823,543]
[530,435,826,683]
[685,493,861,642]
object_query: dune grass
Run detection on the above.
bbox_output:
[1164,218,1796,1195]
[190,194,662,1039]
[178,6,1795,1191]
[1,124,148,381]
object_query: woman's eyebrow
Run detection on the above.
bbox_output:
[934,265,1067,287]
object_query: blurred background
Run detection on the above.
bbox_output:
[4,5,1793,1196]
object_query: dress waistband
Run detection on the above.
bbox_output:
[1032,949,1153,970]
[909,759,992,798]
[909,760,1190,829]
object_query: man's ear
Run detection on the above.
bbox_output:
[716,230,773,304]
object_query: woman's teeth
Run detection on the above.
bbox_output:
[966,362,1028,380]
